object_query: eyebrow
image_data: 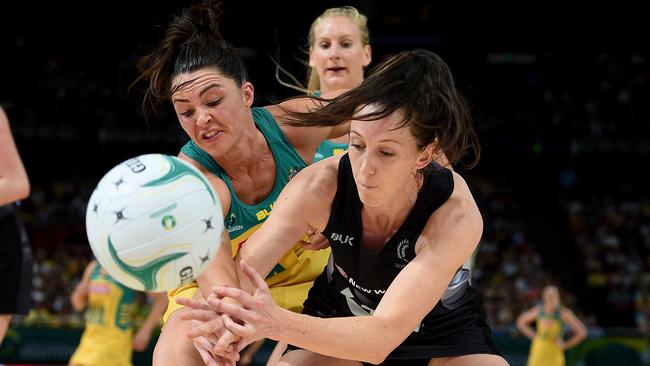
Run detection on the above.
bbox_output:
[317,36,354,42]
[350,130,399,144]
[172,83,222,104]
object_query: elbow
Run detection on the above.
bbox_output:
[365,354,388,365]
[71,300,84,312]
[578,327,588,341]
[10,179,30,202]
[0,181,30,204]
[17,183,30,201]
[364,337,401,364]
[515,318,525,331]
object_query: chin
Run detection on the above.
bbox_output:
[325,77,347,88]
[200,139,230,158]
[357,191,384,208]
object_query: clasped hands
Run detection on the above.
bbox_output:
[176,261,281,366]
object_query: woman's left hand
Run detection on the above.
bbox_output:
[177,297,242,361]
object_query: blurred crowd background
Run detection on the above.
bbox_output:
[1,1,649,364]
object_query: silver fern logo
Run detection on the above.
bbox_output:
[397,239,410,262]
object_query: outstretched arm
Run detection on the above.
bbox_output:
[516,306,539,341]
[177,153,241,363]
[233,158,338,295]
[0,107,30,205]
[560,308,587,349]
[207,172,483,364]
[179,153,240,298]
[178,158,338,356]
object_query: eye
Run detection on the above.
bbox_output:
[319,41,331,49]
[350,143,365,150]
[379,151,395,157]
[180,110,194,118]
[341,41,352,48]
[207,99,221,107]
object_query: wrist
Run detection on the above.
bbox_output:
[268,305,291,340]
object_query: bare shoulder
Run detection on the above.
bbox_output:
[291,154,341,197]
[528,305,541,316]
[560,306,577,318]
[264,97,320,121]
[435,170,481,223]
[417,169,482,260]
[270,154,341,231]
[263,101,297,125]
[263,103,284,121]
[517,305,541,322]
[448,170,473,201]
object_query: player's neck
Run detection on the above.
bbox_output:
[360,177,420,241]
[215,126,271,179]
[544,303,559,313]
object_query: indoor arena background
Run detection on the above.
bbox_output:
[1,1,648,365]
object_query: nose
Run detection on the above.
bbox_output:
[359,155,376,178]
[195,108,212,128]
[328,44,341,60]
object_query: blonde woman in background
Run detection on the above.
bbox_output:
[516,285,588,366]
[276,6,371,162]
[308,6,371,162]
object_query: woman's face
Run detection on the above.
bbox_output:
[171,67,254,157]
[543,286,560,308]
[348,107,432,208]
[309,15,371,93]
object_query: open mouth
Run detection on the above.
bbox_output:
[327,67,346,73]
[201,130,224,141]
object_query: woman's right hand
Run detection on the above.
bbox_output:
[177,297,242,363]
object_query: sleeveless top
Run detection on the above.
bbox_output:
[299,155,500,359]
[181,107,331,307]
[528,305,565,366]
[70,263,139,366]
[84,264,137,333]
[314,154,473,323]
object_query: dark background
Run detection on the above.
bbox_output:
[1,1,649,332]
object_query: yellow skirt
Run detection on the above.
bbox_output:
[527,338,565,366]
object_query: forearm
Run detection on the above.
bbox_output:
[564,332,587,349]
[0,179,29,206]
[272,309,400,364]
[516,323,536,340]
[196,261,239,299]
[70,291,87,312]
[196,234,240,299]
